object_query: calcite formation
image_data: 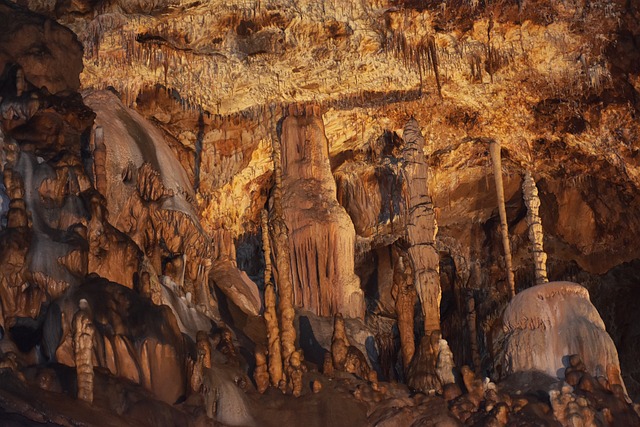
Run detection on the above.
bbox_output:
[72,299,95,403]
[1,0,640,425]
[279,104,364,319]
[330,313,371,381]
[392,252,416,369]
[407,331,456,395]
[268,122,297,366]
[400,118,441,333]
[502,281,626,395]
[489,140,516,298]
[522,171,549,285]
[262,210,283,387]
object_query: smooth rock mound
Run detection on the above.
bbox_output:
[502,281,625,393]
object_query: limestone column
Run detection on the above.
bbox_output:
[72,299,95,403]
[489,140,515,298]
[392,253,416,369]
[401,118,441,333]
[262,209,283,385]
[522,171,548,285]
[269,112,296,363]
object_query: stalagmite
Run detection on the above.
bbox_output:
[254,346,270,394]
[502,281,628,398]
[286,350,304,397]
[323,352,334,378]
[72,299,95,403]
[401,118,441,333]
[269,116,297,364]
[392,253,416,369]
[15,68,24,97]
[466,293,481,374]
[489,140,516,298]
[190,346,204,394]
[435,339,456,386]
[407,332,442,394]
[196,331,212,369]
[331,313,350,371]
[264,284,283,385]
[91,126,107,197]
[216,328,239,367]
[522,171,548,285]
[262,210,283,386]
[330,313,371,380]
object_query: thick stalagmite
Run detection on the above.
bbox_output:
[502,281,627,397]
[401,118,440,333]
[278,104,364,319]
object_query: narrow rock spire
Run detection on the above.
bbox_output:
[489,140,515,298]
[522,171,548,285]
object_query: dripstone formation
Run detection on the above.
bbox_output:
[0,0,640,426]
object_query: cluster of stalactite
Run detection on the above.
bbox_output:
[385,29,441,97]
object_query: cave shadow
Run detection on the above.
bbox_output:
[298,316,327,368]
[365,336,383,380]
[557,354,574,379]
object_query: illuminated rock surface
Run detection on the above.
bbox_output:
[1,0,640,425]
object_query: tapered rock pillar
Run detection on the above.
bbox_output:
[262,210,283,386]
[522,172,548,285]
[73,299,95,403]
[270,127,297,364]
[401,118,441,333]
[489,140,516,298]
[277,104,364,319]
[392,253,416,369]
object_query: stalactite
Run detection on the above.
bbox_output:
[426,35,442,98]
[489,140,515,298]
[487,14,494,84]
[277,104,363,319]
[522,171,548,285]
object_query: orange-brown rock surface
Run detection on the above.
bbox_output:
[279,105,364,319]
[400,117,441,333]
[1,0,640,425]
